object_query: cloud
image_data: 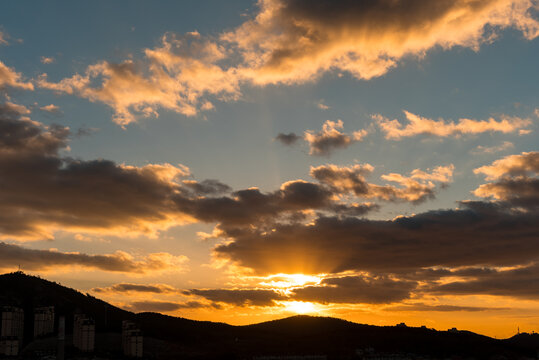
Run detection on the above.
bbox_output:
[0,32,7,46]
[213,201,539,276]
[224,0,539,84]
[0,61,34,90]
[127,300,219,312]
[181,179,232,195]
[1,101,31,116]
[430,262,539,299]
[0,242,188,273]
[38,33,240,126]
[0,102,201,239]
[473,152,539,209]
[316,100,330,110]
[474,151,539,180]
[0,101,381,240]
[186,289,286,307]
[276,119,368,156]
[275,132,301,146]
[291,275,416,304]
[376,111,531,140]
[40,56,55,64]
[471,141,515,155]
[41,1,539,124]
[387,303,509,312]
[304,120,367,156]
[311,163,454,203]
[93,283,178,294]
[39,104,61,113]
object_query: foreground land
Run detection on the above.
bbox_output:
[0,272,538,359]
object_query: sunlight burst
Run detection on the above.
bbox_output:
[284,301,317,314]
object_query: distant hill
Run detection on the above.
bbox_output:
[0,272,537,359]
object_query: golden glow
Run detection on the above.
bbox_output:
[283,301,317,314]
[259,273,323,289]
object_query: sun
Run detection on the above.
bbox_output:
[283,301,317,314]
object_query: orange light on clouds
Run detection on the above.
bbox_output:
[258,273,323,290]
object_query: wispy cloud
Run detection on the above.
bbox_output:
[40,56,55,64]
[471,141,514,155]
[39,104,60,113]
[376,111,531,140]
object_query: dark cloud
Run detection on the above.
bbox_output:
[401,267,498,282]
[310,164,452,204]
[0,242,185,273]
[275,132,301,146]
[291,275,416,304]
[128,300,220,313]
[304,120,366,156]
[474,152,539,210]
[93,283,176,294]
[174,180,335,229]
[186,289,286,307]
[430,262,539,300]
[0,103,381,240]
[181,179,232,195]
[214,202,539,276]
[0,103,193,238]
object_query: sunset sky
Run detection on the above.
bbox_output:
[1,0,538,338]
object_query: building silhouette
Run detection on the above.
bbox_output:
[34,306,55,338]
[122,320,143,357]
[73,314,95,352]
[0,306,24,356]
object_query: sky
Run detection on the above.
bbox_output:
[0,0,538,338]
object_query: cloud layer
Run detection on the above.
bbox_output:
[0,242,187,274]
[38,0,539,124]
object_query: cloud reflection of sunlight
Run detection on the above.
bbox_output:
[260,273,323,289]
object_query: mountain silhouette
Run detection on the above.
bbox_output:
[0,272,537,359]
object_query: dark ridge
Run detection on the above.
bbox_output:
[0,272,536,359]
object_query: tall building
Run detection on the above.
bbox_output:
[73,314,95,352]
[0,306,24,356]
[57,316,65,360]
[34,306,55,338]
[0,337,19,356]
[122,320,143,358]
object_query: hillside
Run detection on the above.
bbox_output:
[0,272,537,359]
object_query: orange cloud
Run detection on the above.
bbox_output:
[376,111,531,140]
[38,33,239,126]
[473,152,539,205]
[224,0,539,84]
[39,1,539,123]
[474,151,539,180]
[39,104,60,113]
[0,61,34,90]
